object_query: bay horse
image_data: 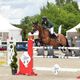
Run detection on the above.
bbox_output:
[31,22,69,48]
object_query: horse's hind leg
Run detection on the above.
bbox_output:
[38,39,44,46]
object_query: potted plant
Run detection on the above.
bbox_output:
[10,45,18,75]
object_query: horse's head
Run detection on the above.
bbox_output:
[31,21,40,34]
[33,21,39,29]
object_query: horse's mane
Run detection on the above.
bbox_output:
[38,25,57,39]
[33,23,57,39]
[39,25,51,34]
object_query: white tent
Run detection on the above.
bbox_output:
[66,23,80,38]
[66,23,80,33]
[66,23,80,47]
[0,15,22,42]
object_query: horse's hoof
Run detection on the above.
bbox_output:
[53,55,58,58]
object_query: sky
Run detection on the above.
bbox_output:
[0,0,79,24]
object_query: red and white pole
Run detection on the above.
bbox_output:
[17,35,37,76]
[27,35,37,76]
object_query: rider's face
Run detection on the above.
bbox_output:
[44,21,47,24]
[42,18,47,22]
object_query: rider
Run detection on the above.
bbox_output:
[41,16,56,38]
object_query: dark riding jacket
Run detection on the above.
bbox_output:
[42,20,53,29]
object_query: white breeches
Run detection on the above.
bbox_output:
[48,27,54,34]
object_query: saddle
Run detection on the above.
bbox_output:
[50,33,57,39]
[43,27,57,39]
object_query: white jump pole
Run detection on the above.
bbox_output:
[27,34,80,76]
[34,64,80,75]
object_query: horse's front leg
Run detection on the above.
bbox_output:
[35,38,44,46]
[39,39,44,46]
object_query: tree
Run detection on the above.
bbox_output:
[56,0,65,6]
[18,1,80,36]
[72,1,79,11]
[66,0,73,3]
[39,1,80,35]
[20,16,33,40]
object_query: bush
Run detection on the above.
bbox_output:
[10,45,18,75]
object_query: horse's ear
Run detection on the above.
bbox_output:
[33,21,39,25]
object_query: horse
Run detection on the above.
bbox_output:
[31,22,69,48]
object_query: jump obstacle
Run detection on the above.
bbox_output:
[33,46,80,58]
[16,35,80,78]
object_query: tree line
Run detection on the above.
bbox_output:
[15,0,80,41]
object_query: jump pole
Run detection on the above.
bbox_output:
[17,35,37,76]
[27,39,80,76]
[27,35,37,76]
[17,34,80,77]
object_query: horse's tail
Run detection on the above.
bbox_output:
[65,38,72,53]
[65,38,69,47]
